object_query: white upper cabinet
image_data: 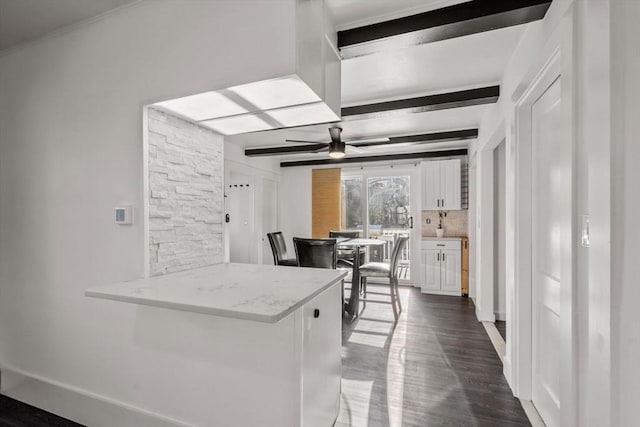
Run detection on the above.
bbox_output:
[422,161,441,210]
[421,159,462,210]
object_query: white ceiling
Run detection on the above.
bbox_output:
[0,0,137,52]
[327,0,470,30]
[341,25,526,106]
[231,104,489,148]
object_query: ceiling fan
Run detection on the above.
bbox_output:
[286,127,386,159]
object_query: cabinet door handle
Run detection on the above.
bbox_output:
[437,199,440,207]
[437,253,440,261]
[314,309,320,318]
[442,199,445,207]
[442,253,446,261]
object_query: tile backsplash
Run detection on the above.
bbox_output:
[422,210,468,238]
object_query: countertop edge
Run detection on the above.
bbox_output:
[85,270,347,324]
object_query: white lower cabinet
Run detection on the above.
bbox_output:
[421,239,462,295]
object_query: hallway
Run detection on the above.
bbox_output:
[338,286,529,427]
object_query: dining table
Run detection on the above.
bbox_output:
[336,237,386,318]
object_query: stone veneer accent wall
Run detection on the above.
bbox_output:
[147,108,224,275]
[422,209,468,238]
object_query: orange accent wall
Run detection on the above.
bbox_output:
[312,168,341,238]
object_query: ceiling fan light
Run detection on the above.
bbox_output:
[329,140,346,158]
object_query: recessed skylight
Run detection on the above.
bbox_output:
[266,102,340,128]
[200,113,273,135]
[154,91,248,121]
[153,75,337,135]
[228,75,322,111]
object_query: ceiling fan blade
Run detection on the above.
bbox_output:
[285,139,330,145]
[245,143,328,157]
[345,137,390,147]
[346,145,366,155]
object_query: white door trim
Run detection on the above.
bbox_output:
[511,7,577,426]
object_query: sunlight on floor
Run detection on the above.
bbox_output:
[386,309,407,427]
[348,331,389,348]
[340,380,374,426]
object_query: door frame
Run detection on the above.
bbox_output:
[510,7,576,426]
[341,164,421,287]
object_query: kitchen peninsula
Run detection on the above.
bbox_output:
[85,263,346,427]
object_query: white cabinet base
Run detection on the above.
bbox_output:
[421,239,462,296]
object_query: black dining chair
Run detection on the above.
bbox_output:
[329,230,364,269]
[267,232,298,267]
[328,230,360,239]
[293,238,337,269]
[359,235,409,321]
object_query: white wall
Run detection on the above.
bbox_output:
[610,1,640,426]
[0,0,307,423]
[493,140,506,321]
[279,167,312,251]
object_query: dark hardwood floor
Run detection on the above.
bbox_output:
[337,285,529,427]
[495,320,507,341]
[0,394,83,427]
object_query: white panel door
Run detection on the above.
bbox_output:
[441,249,461,292]
[531,76,566,427]
[441,159,461,210]
[422,250,441,291]
[229,171,254,264]
[422,161,441,210]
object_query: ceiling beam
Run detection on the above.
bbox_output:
[338,0,552,58]
[244,129,477,157]
[349,128,478,147]
[279,149,468,168]
[341,86,499,120]
[245,143,328,157]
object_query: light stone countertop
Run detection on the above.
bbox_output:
[85,263,347,323]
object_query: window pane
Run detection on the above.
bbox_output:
[341,176,363,232]
[367,176,410,237]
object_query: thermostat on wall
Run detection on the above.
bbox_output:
[115,206,133,225]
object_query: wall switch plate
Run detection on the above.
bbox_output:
[115,206,133,225]
[581,214,590,247]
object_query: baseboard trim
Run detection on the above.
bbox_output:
[481,321,506,363]
[0,363,193,427]
[520,399,546,427]
[494,312,507,321]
